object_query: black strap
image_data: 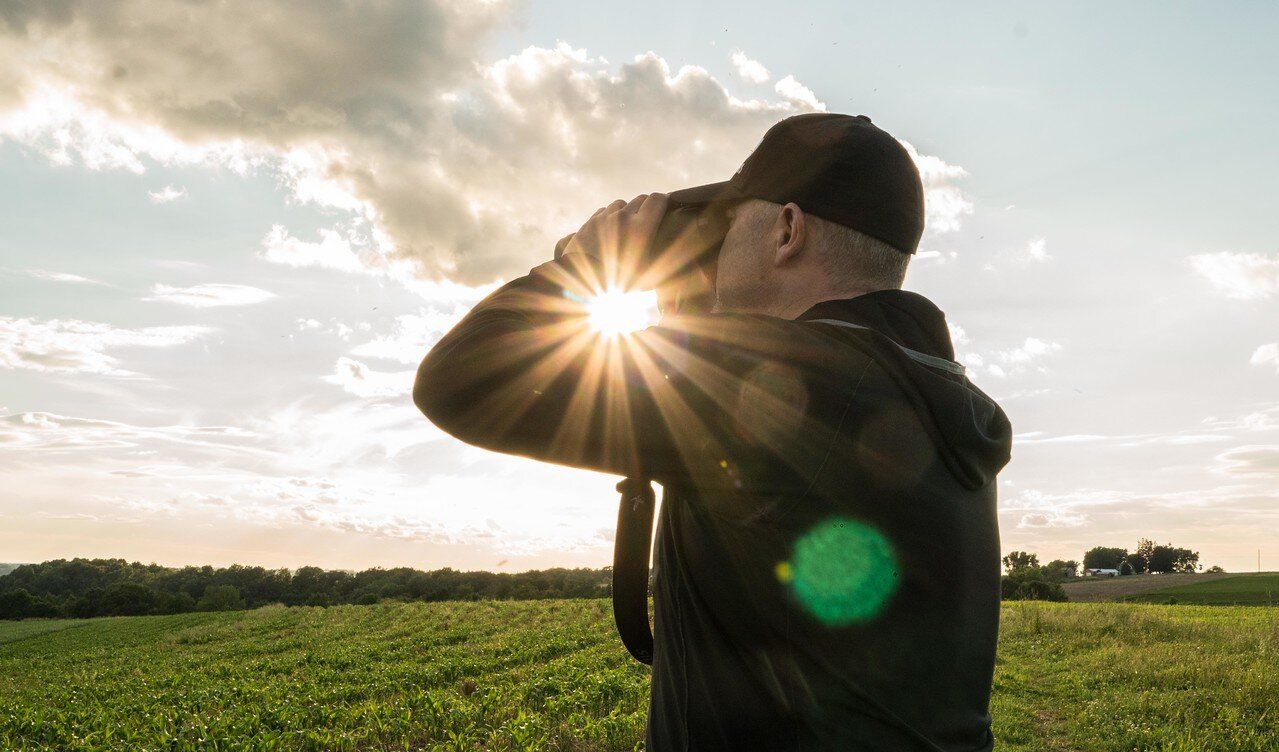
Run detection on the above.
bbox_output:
[612,477,656,664]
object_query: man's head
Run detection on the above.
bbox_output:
[665,113,924,319]
[713,198,911,317]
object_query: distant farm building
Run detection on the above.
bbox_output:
[1085,568,1120,577]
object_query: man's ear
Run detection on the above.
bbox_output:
[773,202,806,267]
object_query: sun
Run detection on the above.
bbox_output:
[586,288,660,336]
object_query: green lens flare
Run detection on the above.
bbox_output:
[783,517,898,626]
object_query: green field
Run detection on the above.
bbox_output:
[1122,574,1279,606]
[1,601,1276,751]
[0,619,89,645]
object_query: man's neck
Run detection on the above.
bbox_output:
[769,285,898,320]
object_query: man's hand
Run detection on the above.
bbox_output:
[559,194,669,273]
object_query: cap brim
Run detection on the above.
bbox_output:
[667,180,746,209]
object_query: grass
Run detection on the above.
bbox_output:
[0,619,90,645]
[1,600,1276,751]
[1122,574,1279,605]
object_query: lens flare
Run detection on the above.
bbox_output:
[587,288,660,337]
[783,516,899,626]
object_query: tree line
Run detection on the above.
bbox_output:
[1000,538,1206,602]
[1081,539,1203,575]
[0,558,612,620]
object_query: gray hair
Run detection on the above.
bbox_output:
[809,214,911,290]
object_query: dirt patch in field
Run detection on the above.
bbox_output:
[1062,572,1237,602]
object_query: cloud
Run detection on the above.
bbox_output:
[0,316,210,375]
[0,5,969,286]
[1215,445,1279,476]
[147,184,187,203]
[1001,489,1093,528]
[323,356,415,398]
[998,337,1062,367]
[24,269,107,285]
[774,75,824,110]
[350,309,470,365]
[1019,237,1051,264]
[1251,343,1279,373]
[1188,251,1279,300]
[1017,510,1088,529]
[899,140,973,237]
[143,283,275,307]
[261,224,370,275]
[0,411,256,453]
[730,51,770,84]
[961,337,1062,379]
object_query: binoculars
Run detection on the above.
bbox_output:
[553,200,735,314]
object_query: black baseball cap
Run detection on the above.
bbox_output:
[667,113,925,254]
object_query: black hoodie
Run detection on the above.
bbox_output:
[415,258,1013,751]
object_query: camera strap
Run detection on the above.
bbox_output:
[612,476,657,665]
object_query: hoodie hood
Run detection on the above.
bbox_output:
[800,290,1012,489]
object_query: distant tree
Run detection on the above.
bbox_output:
[1083,547,1128,570]
[1002,551,1040,574]
[1134,539,1156,573]
[1000,568,1068,601]
[162,591,196,614]
[1012,578,1068,602]
[1044,560,1079,580]
[1147,544,1200,574]
[1123,552,1148,575]
[0,588,35,619]
[198,585,246,612]
[101,582,159,616]
[1206,565,1225,573]
[1,557,617,619]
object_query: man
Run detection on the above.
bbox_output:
[414,113,1012,751]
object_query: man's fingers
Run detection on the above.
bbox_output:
[637,192,668,219]
[566,194,671,271]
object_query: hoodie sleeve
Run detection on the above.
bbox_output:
[413,254,853,491]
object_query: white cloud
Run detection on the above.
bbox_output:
[1188,251,1279,300]
[322,357,415,398]
[1250,343,1279,373]
[961,336,1062,379]
[1020,236,1051,264]
[774,75,825,110]
[147,185,187,203]
[0,317,210,375]
[0,5,854,285]
[1017,510,1088,529]
[24,269,107,285]
[998,337,1062,367]
[350,309,469,364]
[900,140,973,237]
[1215,445,1279,476]
[143,283,275,307]
[0,6,973,285]
[730,51,770,84]
[261,224,370,275]
[1,411,256,453]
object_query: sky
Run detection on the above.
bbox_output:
[1,1,1277,573]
